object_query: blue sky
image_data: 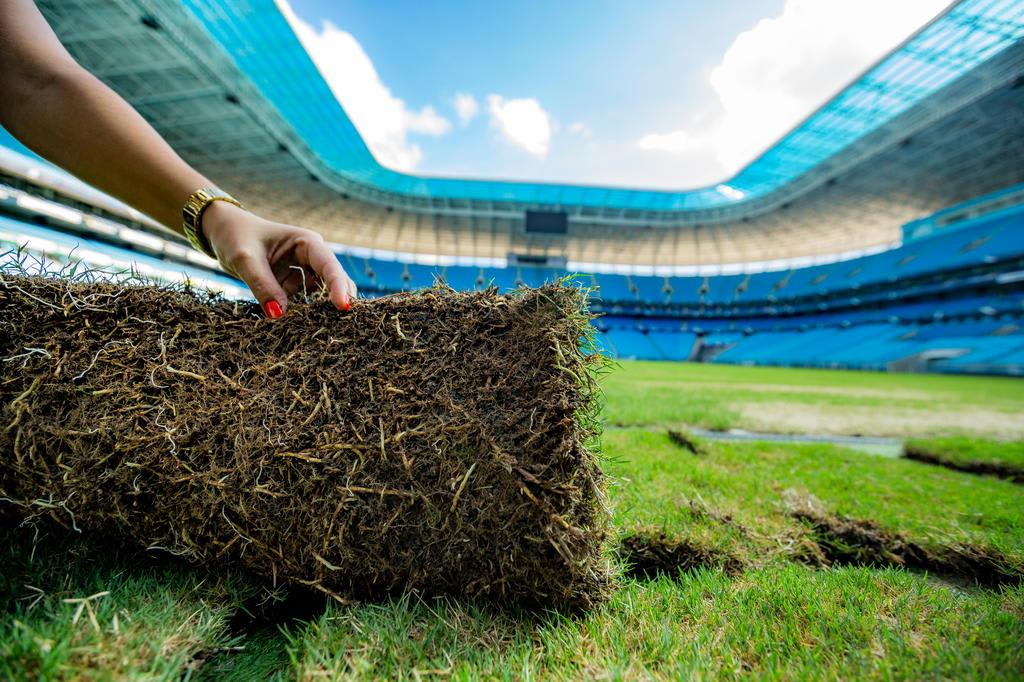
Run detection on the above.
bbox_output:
[281,0,949,189]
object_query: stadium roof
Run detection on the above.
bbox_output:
[179,0,1023,212]
[13,0,1024,267]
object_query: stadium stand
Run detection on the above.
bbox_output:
[3,143,1021,374]
[0,0,1021,376]
[341,204,1021,301]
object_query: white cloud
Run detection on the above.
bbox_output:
[452,93,479,126]
[636,0,950,180]
[275,0,451,171]
[486,95,553,158]
[405,106,451,136]
[567,121,592,137]
[637,130,704,154]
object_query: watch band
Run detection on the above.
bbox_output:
[182,187,242,259]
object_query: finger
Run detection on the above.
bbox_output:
[302,238,352,310]
[337,267,357,303]
[232,251,289,318]
[346,272,359,301]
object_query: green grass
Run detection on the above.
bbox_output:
[904,436,1024,471]
[602,360,1024,438]
[0,530,249,680]
[609,430,1024,564]
[278,568,1023,680]
[2,361,1023,679]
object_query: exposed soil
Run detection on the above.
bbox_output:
[667,430,706,455]
[792,508,1022,588]
[903,447,1024,484]
[618,532,744,580]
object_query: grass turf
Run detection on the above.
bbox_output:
[1,275,610,609]
[2,360,1023,679]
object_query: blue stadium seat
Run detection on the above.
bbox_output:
[703,332,745,346]
[482,267,519,291]
[604,328,660,360]
[367,258,405,291]
[405,263,439,289]
[632,275,667,303]
[593,273,634,302]
[742,272,787,300]
[340,253,374,290]
[704,274,746,303]
[647,331,697,361]
[442,265,481,290]
[667,276,702,303]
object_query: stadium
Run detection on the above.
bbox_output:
[1,0,1023,678]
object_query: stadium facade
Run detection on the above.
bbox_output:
[1,0,1023,374]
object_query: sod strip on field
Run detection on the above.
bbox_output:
[0,273,612,610]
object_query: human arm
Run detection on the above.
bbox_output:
[0,0,355,316]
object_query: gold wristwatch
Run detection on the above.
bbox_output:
[181,187,242,258]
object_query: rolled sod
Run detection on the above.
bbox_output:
[0,273,611,609]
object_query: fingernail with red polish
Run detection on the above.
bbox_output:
[342,297,351,311]
[263,300,283,319]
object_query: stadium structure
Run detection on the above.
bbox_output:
[2,0,1023,374]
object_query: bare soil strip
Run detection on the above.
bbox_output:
[903,447,1024,484]
[792,509,1022,588]
[619,498,1022,589]
[666,430,706,455]
[618,532,743,580]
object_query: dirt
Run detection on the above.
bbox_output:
[667,430,706,455]
[903,447,1024,484]
[791,508,1022,588]
[618,532,744,580]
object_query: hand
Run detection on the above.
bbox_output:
[201,201,357,318]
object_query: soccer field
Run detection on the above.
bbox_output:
[602,361,1024,439]
[3,361,1022,679]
